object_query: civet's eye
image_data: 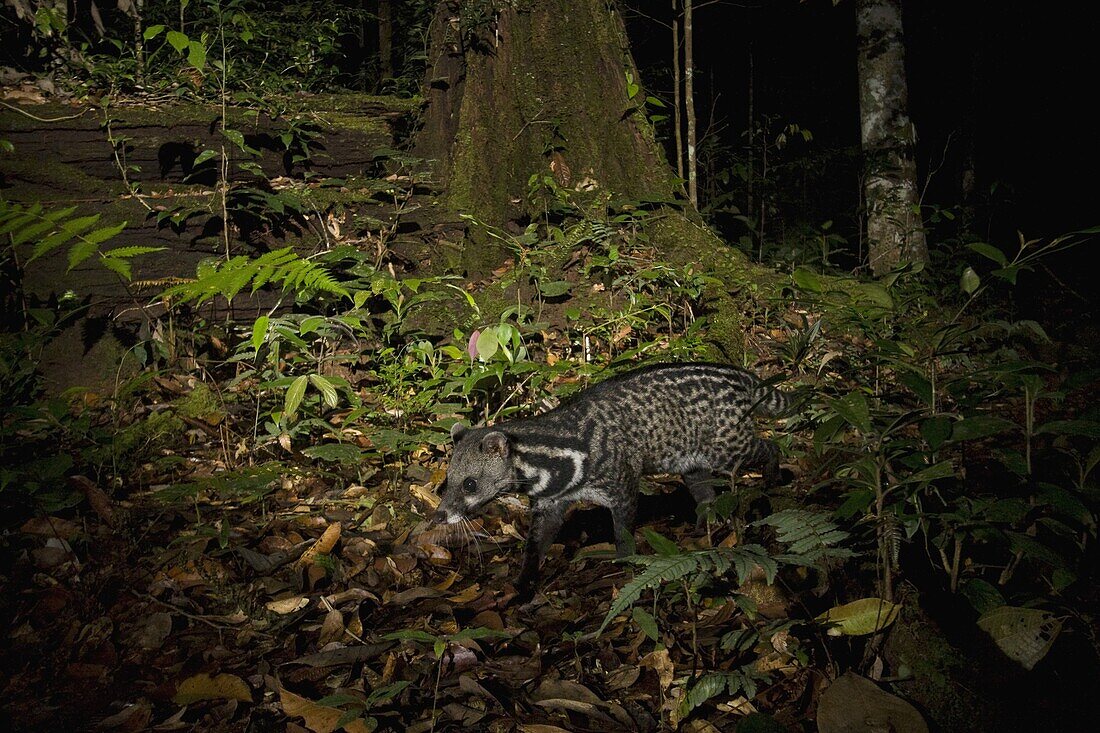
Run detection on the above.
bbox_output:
[462,477,478,493]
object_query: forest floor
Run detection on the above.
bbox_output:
[3,85,1100,733]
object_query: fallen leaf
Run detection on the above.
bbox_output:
[409,482,440,510]
[278,684,374,733]
[266,596,310,614]
[173,672,252,704]
[470,610,504,631]
[134,612,173,650]
[976,605,1063,670]
[640,648,674,692]
[447,584,482,603]
[817,672,928,733]
[318,608,345,646]
[21,516,81,540]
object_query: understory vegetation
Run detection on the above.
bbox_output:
[2,2,1098,732]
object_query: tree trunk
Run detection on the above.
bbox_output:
[416,0,680,267]
[684,0,697,208]
[672,0,684,180]
[377,0,394,84]
[855,0,927,276]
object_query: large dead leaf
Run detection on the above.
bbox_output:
[294,522,341,570]
[817,672,928,733]
[172,672,252,704]
[976,605,1063,670]
[278,685,374,733]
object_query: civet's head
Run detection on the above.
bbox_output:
[432,423,517,525]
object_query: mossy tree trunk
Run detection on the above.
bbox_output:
[414,0,791,361]
[416,0,681,264]
[856,0,928,276]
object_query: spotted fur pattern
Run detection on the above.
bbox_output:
[434,362,790,598]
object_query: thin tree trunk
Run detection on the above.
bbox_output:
[672,0,684,181]
[684,0,697,208]
[855,0,927,275]
[378,0,394,84]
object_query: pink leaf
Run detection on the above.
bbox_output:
[467,330,480,361]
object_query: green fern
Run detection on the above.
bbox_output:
[597,544,778,634]
[753,508,853,564]
[0,200,157,280]
[679,666,767,718]
[160,246,350,305]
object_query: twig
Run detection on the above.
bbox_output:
[0,99,88,122]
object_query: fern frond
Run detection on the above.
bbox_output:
[160,246,350,306]
[754,508,854,564]
[679,667,767,718]
[597,544,777,635]
[0,199,150,280]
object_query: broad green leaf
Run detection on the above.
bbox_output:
[967,242,1007,266]
[476,328,499,361]
[642,528,679,557]
[166,30,190,52]
[309,374,339,408]
[284,375,309,417]
[537,280,571,297]
[920,416,952,452]
[632,606,659,641]
[187,40,206,70]
[853,282,894,309]
[960,266,980,295]
[193,149,218,166]
[302,443,362,463]
[143,24,166,40]
[1035,419,1100,438]
[792,268,823,293]
[299,315,326,336]
[949,415,1017,442]
[815,597,900,636]
[251,316,269,351]
[829,391,872,434]
[976,606,1062,670]
[222,128,247,152]
[959,578,1005,615]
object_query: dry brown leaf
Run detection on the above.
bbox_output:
[817,672,928,733]
[409,482,440,510]
[69,475,117,526]
[295,522,341,570]
[470,610,504,631]
[434,570,460,591]
[419,543,452,565]
[172,672,252,704]
[447,584,481,603]
[279,685,373,733]
[318,608,345,646]
[267,596,310,614]
[640,648,674,692]
[21,516,81,540]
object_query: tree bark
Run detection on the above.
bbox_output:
[855,0,927,275]
[684,0,697,208]
[377,0,394,84]
[416,0,680,267]
[672,0,684,180]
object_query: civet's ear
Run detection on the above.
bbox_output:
[450,422,468,443]
[481,431,509,457]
